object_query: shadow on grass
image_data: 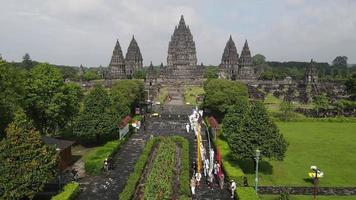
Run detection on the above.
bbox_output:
[225,153,273,175]
[303,178,314,184]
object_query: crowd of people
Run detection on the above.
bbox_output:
[187,107,236,198]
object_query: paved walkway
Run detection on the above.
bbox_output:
[77,132,149,200]
[77,104,231,200]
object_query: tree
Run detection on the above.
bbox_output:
[22,53,33,69]
[0,61,25,134]
[133,69,146,80]
[223,101,288,161]
[83,69,100,81]
[332,56,348,67]
[73,85,119,143]
[203,79,248,114]
[280,100,294,121]
[111,80,144,113]
[24,63,82,134]
[252,54,266,66]
[345,73,356,100]
[313,94,329,116]
[203,66,219,79]
[0,53,2,60]
[0,123,58,200]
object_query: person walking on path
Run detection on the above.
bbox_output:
[190,177,197,195]
[186,123,190,133]
[219,173,225,190]
[204,158,209,177]
[230,180,236,198]
[208,173,214,190]
[195,172,202,187]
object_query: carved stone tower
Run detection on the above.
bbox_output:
[108,40,126,79]
[238,40,255,79]
[219,36,239,80]
[125,36,143,78]
[161,15,202,81]
[305,59,318,84]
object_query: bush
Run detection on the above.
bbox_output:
[143,138,176,199]
[119,137,161,200]
[172,136,190,198]
[51,182,80,200]
[83,139,126,175]
[236,187,259,200]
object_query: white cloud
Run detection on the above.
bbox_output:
[0,0,355,66]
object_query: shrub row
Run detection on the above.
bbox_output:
[51,182,80,200]
[143,137,176,199]
[83,138,126,175]
[118,137,161,200]
[172,136,191,199]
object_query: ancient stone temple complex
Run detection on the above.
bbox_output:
[219,36,255,80]
[160,15,203,82]
[107,36,143,79]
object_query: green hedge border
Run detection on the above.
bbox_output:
[83,137,127,175]
[118,136,191,200]
[51,182,79,200]
[119,137,161,200]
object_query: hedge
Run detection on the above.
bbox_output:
[143,138,176,199]
[236,187,259,200]
[51,182,80,200]
[83,138,126,175]
[172,136,190,199]
[119,137,161,200]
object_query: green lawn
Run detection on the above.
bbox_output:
[157,86,169,104]
[183,86,204,105]
[245,122,356,187]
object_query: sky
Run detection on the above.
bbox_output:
[0,0,355,67]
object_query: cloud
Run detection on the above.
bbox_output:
[0,0,355,66]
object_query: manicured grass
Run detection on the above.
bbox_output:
[264,93,282,112]
[244,122,356,187]
[260,195,356,200]
[51,182,80,200]
[83,139,125,175]
[184,86,204,105]
[157,87,169,104]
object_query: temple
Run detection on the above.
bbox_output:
[160,15,203,82]
[125,36,143,78]
[219,37,256,80]
[238,40,255,79]
[219,35,239,80]
[107,37,143,79]
[108,40,126,79]
[305,59,318,84]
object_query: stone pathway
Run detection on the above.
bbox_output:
[76,132,149,200]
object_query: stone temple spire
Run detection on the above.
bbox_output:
[305,59,318,84]
[167,15,197,66]
[219,35,239,80]
[125,35,143,77]
[108,39,126,79]
[238,40,255,79]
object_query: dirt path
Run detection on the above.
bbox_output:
[132,144,159,200]
[172,144,182,200]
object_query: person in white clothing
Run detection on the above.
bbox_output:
[195,172,202,186]
[230,180,236,198]
[186,123,190,133]
[204,158,209,177]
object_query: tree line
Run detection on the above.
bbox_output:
[0,59,144,199]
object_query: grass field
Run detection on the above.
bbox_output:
[183,86,204,105]
[244,122,356,187]
[157,86,169,104]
